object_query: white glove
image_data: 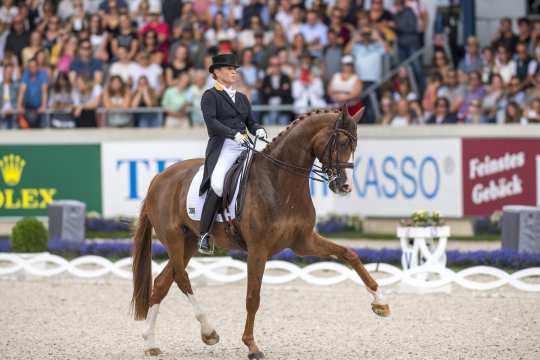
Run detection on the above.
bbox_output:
[255,128,267,139]
[234,132,249,145]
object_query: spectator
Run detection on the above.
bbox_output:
[238,48,261,104]
[260,56,293,125]
[17,58,48,128]
[492,17,518,54]
[437,69,465,113]
[141,30,164,65]
[131,75,160,127]
[86,15,108,61]
[480,46,495,83]
[0,0,18,24]
[209,0,231,22]
[286,5,304,44]
[422,72,443,115]
[346,26,388,89]
[299,9,328,58]
[503,101,527,124]
[292,54,326,114]
[458,36,483,75]
[328,55,363,110]
[390,98,412,126]
[35,49,52,80]
[43,16,62,53]
[109,46,139,88]
[0,63,19,129]
[56,36,78,76]
[103,75,132,127]
[322,30,343,84]
[161,72,191,128]
[275,0,293,31]
[22,31,45,67]
[458,71,486,121]
[530,20,540,52]
[241,0,266,30]
[517,17,531,48]
[178,24,206,70]
[205,11,236,49]
[165,44,191,87]
[482,74,506,123]
[69,39,104,85]
[426,97,457,124]
[393,0,423,90]
[288,33,308,69]
[133,51,163,94]
[393,79,418,102]
[463,99,487,124]
[238,15,265,50]
[72,75,101,127]
[515,42,537,88]
[48,73,75,128]
[433,49,451,82]
[68,0,87,31]
[112,14,139,60]
[380,95,395,125]
[524,97,540,123]
[162,0,182,28]
[5,15,30,64]
[409,99,426,124]
[329,7,351,46]
[186,70,208,126]
[369,0,393,31]
[527,72,540,100]
[505,76,527,106]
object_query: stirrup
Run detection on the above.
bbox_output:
[198,232,214,255]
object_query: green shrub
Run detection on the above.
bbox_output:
[10,217,48,253]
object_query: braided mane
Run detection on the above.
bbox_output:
[262,107,341,154]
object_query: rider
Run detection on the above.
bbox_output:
[198,53,267,254]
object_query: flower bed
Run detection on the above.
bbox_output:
[1,240,539,269]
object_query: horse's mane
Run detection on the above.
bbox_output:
[262,107,341,154]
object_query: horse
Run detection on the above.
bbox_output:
[131,104,390,359]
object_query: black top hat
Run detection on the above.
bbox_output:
[209,53,240,73]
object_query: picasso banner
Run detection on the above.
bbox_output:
[0,145,102,216]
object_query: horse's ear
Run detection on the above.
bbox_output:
[339,103,349,127]
[351,107,365,124]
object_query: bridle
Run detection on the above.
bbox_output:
[243,112,357,183]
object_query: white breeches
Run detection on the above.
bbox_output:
[210,138,244,197]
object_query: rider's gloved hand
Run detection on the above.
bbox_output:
[255,128,267,139]
[234,132,249,145]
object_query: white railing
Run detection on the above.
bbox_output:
[1,253,539,292]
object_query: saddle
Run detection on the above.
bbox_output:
[218,149,254,251]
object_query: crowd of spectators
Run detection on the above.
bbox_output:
[0,0,538,129]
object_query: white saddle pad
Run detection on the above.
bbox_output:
[186,166,241,222]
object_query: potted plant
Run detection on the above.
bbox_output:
[10,217,49,278]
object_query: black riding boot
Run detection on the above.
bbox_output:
[198,189,221,254]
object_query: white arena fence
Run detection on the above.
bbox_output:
[1,253,539,292]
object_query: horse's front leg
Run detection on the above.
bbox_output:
[293,232,390,317]
[242,248,267,359]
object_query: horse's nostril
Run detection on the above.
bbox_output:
[342,184,351,193]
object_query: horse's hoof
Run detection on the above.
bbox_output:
[144,347,162,356]
[371,303,390,317]
[202,330,220,346]
[248,351,265,359]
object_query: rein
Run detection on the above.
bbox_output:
[243,113,357,183]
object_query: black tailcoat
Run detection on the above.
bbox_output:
[199,84,263,195]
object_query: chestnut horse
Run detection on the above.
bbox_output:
[131,105,390,359]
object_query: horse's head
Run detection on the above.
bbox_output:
[313,105,364,195]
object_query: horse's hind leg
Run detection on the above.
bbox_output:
[143,262,174,356]
[168,230,220,346]
[293,232,390,317]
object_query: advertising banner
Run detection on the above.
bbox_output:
[101,141,206,217]
[310,139,463,217]
[0,145,101,217]
[462,139,540,216]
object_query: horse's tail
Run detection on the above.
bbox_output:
[131,199,153,320]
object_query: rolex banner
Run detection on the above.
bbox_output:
[0,145,102,216]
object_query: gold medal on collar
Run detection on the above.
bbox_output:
[214,83,224,91]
